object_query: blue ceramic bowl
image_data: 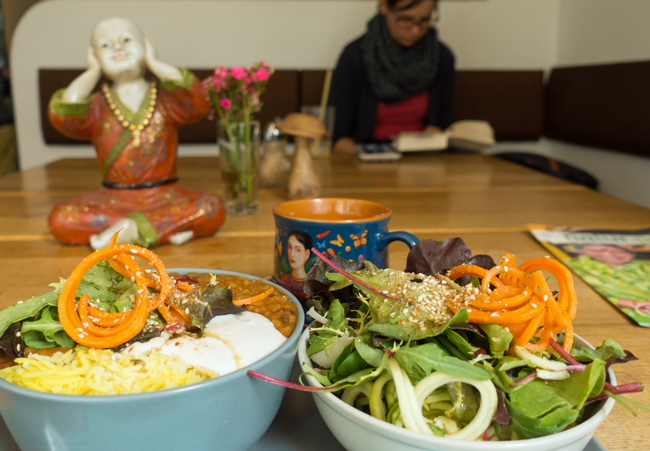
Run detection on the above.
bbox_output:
[0,269,304,451]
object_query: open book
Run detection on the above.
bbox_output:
[392,120,496,153]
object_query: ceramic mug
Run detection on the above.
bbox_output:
[272,198,419,303]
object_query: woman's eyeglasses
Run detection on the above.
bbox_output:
[392,11,439,29]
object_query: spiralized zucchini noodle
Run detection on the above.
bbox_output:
[341,359,498,441]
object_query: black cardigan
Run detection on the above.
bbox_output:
[328,36,456,144]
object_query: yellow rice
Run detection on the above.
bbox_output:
[0,347,217,395]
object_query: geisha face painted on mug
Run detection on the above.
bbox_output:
[272,198,419,305]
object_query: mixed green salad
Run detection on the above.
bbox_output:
[297,239,647,441]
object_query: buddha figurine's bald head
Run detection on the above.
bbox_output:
[91,17,146,82]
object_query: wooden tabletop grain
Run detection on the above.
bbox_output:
[0,153,648,449]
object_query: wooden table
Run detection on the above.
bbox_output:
[1,153,649,449]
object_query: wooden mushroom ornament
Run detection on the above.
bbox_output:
[277,113,325,200]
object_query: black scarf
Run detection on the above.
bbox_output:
[360,13,440,103]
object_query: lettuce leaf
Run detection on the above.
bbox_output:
[21,305,74,349]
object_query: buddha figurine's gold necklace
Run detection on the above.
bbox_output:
[102,82,157,147]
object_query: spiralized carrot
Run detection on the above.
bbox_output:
[58,234,180,348]
[233,286,274,306]
[447,255,578,353]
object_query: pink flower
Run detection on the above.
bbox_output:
[231,66,246,80]
[220,98,232,109]
[254,68,269,81]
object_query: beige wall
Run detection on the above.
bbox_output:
[529,0,650,209]
[556,0,650,65]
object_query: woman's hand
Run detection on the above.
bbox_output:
[144,38,182,82]
[333,137,357,154]
[423,125,443,133]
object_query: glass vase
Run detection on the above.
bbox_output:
[218,120,260,215]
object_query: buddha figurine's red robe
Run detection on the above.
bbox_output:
[47,70,225,247]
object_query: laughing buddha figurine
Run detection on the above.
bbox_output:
[48,17,225,249]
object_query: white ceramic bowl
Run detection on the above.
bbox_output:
[298,327,615,451]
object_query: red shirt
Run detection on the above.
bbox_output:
[372,91,429,140]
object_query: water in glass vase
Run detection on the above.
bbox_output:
[218,120,260,215]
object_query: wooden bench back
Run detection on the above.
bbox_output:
[39,68,545,144]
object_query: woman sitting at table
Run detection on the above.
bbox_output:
[328,0,456,153]
[47,17,225,249]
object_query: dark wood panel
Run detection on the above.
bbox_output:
[455,70,544,141]
[545,60,650,158]
[40,68,545,144]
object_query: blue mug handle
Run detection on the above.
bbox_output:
[376,231,420,252]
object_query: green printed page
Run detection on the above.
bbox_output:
[528,225,650,328]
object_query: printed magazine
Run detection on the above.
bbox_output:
[528,225,650,327]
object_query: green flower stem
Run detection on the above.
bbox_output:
[243,114,254,204]
[220,117,256,207]
[221,122,241,174]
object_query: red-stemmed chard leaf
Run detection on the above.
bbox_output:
[549,337,579,365]
[247,370,342,392]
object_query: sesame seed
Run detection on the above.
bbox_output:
[532,303,537,308]
[16,331,21,337]
[543,295,548,301]
[490,312,499,317]
[130,249,138,254]
[504,266,509,273]
[17,301,24,305]
[16,344,21,352]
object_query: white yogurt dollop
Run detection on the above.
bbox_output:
[125,312,287,376]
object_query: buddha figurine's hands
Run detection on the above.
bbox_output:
[144,38,182,82]
[62,47,103,103]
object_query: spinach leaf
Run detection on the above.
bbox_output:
[354,334,384,368]
[435,335,470,361]
[506,388,578,439]
[506,359,607,439]
[329,341,373,380]
[441,329,476,360]
[571,338,626,362]
[480,324,513,358]
[395,342,490,382]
